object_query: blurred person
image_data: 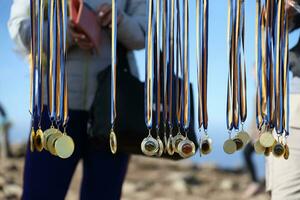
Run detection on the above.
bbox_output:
[8,0,146,199]
[0,103,12,159]
[266,1,300,200]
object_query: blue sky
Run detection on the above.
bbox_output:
[0,0,299,170]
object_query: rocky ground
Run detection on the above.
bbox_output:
[0,147,269,200]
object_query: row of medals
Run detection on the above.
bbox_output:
[141,128,213,158]
[30,126,75,159]
[254,125,289,159]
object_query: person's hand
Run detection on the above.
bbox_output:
[69,21,94,50]
[286,0,298,19]
[96,3,124,28]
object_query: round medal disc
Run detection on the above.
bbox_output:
[200,138,212,155]
[237,131,250,145]
[172,134,185,153]
[167,136,175,156]
[178,138,196,158]
[264,147,272,157]
[223,139,237,154]
[43,127,58,149]
[259,132,275,148]
[47,131,62,155]
[156,137,164,157]
[30,128,35,152]
[284,144,290,160]
[109,130,117,154]
[141,136,159,156]
[254,140,265,154]
[272,143,285,157]
[34,129,44,152]
[55,134,75,159]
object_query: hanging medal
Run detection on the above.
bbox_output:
[53,0,74,159]
[177,0,196,158]
[141,0,159,156]
[235,0,250,147]
[172,0,185,154]
[34,0,45,152]
[224,0,237,154]
[154,0,164,157]
[162,0,169,153]
[109,0,118,154]
[166,0,175,156]
[29,0,37,153]
[197,0,212,156]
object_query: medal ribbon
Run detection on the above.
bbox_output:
[145,0,154,129]
[226,0,233,131]
[202,0,209,131]
[155,0,161,130]
[182,0,190,131]
[30,0,37,121]
[47,0,58,122]
[175,0,182,127]
[162,0,169,127]
[111,0,117,127]
[168,0,175,128]
[283,10,289,136]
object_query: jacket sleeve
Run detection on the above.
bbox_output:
[7,0,31,54]
[117,0,146,50]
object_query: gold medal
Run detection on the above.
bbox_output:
[167,135,175,155]
[46,130,62,155]
[34,128,44,152]
[141,134,159,156]
[55,133,75,159]
[259,131,275,148]
[237,130,250,145]
[272,142,285,157]
[43,126,57,150]
[200,137,212,155]
[178,138,196,158]
[172,133,185,153]
[254,140,265,154]
[156,136,164,157]
[30,127,35,152]
[109,129,117,154]
[223,139,237,154]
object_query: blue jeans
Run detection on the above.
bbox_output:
[22,108,130,200]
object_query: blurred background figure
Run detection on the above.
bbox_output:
[0,103,12,160]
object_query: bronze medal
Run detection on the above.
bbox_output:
[178,138,196,158]
[200,137,212,155]
[272,142,285,157]
[233,137,244,151]
[284,144,289,160]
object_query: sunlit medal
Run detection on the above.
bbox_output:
[46,130,62,155]
[43,126,57,150]
[34,128,44,152]
[223,139,237,154]
[167,135,175,155]
[55,132,75,159]
[30,127,36,152]
[259,130,275,148]
[109,129,117,154]
[237,130,250,145]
